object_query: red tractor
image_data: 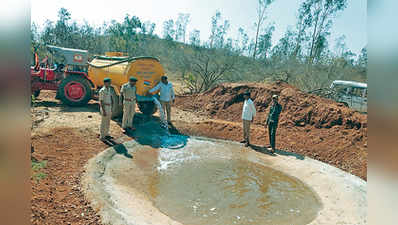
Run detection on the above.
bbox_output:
[31,45,95,106]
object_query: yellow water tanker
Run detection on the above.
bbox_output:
[88,55,165,115]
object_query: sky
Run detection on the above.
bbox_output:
[31,0,367,55]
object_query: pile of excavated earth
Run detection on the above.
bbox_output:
[175,81,367,180]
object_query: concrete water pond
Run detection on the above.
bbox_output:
[82,135,366,225]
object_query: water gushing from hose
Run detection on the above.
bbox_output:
[152,96,169,131]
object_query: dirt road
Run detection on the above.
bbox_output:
[31,84,367,224]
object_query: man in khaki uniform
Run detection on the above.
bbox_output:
[99,77,114,141]
[120,77,137,133]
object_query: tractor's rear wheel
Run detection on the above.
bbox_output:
[138,101,157,115]
[59,76,92,106]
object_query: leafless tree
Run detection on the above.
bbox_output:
[182,49,238,93]
[253,0,274,59]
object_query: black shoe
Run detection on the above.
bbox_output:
[105,135,113,139]
[240,140,247,143]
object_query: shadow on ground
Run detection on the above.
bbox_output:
[100,138,133,158]
[250,144,305,160]
[113,144,133,158]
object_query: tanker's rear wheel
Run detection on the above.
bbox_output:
[138,101,157,115]
[59,76,92,106]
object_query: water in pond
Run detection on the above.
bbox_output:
[154,159,322,225]
[110,138,322,225]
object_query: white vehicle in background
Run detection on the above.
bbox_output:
[330,80,367,113]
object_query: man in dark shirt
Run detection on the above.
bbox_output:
[266,95,282,153]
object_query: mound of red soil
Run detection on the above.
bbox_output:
[175,81,367,180]
[176,81,367,130]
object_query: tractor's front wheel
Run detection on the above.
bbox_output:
[59,76,92,106]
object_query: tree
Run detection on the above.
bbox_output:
[163,19,175,40]
[253,0,275,59]
[225,38,234,51]
[142,21,156,36]
[292,4,312,59]
[182,48,238,93]
[189,29,201,46]
[106,15,141,53]
[175,13,190,43]
[270,28,296,62]
[31,22,40,64]
[334,35,356,65]
[357,46,367,68]
[342,50,356,65]
[54,8,72,46]
[300,0,348,64]
[236,27,249,54]
[123,15,142,38]
[313,34,329,63]
[78,21,96,52]
[40,20,55,46]
[31,22,39,47]
[334,35,347,56]
[257,24,275,60]
[208,11,230,49]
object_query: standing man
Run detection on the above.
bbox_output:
[266,95,282,153]
[149,75,175,124]
[241,91,256,147]
[120,77,137,133]
[99,77,114,141]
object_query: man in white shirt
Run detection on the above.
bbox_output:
[241,91,256,147]
[148,76,175,123]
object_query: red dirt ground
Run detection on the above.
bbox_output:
[31,128,104,224]
[31,91,131,224]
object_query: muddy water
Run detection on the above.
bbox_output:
[108,138,322,225]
